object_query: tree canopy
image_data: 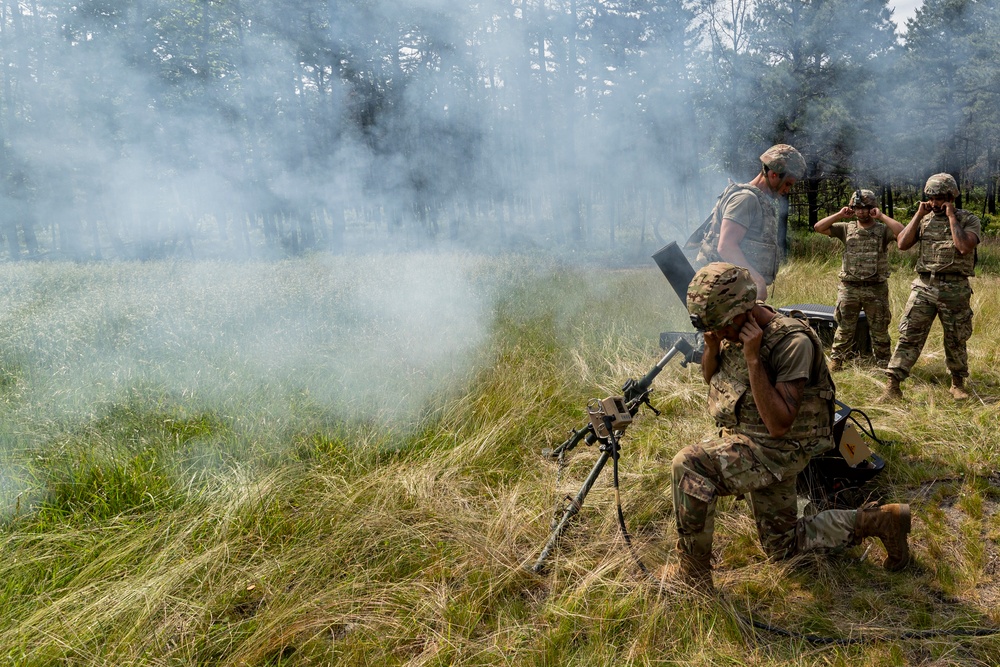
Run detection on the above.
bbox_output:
[0,0,996,260]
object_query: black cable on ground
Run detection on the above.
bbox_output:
[603,464,1000,646]
[848,407,886,447]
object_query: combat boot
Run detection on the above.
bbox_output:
[855,503,911,571]
[949,375,969,400]
[828,358,843,373]
[879,375,903,402]
[661,550,714,593]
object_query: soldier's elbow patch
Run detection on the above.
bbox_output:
[679,470,717,504]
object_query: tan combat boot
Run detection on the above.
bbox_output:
[880,375,903,402]
[855,503,911,571]
[661,549,714,593]
[949,375,969,400]
[828,358,843,373]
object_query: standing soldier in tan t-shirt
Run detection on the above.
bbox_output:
[691,144,806,301]
[814,189,904,370]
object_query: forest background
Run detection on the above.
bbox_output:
[1,0,999,261]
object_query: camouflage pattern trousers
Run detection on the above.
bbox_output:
[832,281,891,364]
[671,432,857,561]
[887,276,973,381]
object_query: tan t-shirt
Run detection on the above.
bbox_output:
[721,189,764,231]
[767,331,814,385]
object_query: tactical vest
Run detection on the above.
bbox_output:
[691,183,780,284]
[841,221,889,281]
[915,211,977,277]
[708,313,835,445]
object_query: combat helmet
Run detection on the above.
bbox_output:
[687,262,757,331]
[924,173,959,198]
[760,144,806,180]
[849,189,877,208]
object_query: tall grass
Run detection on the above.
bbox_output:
[0,252,998,665]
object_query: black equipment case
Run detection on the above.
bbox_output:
[777,303,872,357]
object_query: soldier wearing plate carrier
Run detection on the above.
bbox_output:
[814,189,904,370]
[882,173,980,402]
[689,144,806,301]
[665,262,912,592]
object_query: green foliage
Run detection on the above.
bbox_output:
[3,0,1000,261]
[26,395,228,525]
[789,221,1000,275]
[980,213,999,236]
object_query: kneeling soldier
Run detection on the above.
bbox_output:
[667,263,912,591]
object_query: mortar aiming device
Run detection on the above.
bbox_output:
[541,334,700,461]
[530,335,700,573]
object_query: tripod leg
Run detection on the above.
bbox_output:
[530,450,611,573]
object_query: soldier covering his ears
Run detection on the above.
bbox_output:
[814,189,905,369]
[665,262,913,591]
[881,173,980,401]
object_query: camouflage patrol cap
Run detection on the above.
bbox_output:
[849,189,877,208]
[687,262,757,332]
[924,173,959,198]
[760,144,806,179]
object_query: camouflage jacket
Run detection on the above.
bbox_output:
[840,221,889,282]
[915,210,979,277]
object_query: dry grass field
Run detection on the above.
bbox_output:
[0,247,998,665]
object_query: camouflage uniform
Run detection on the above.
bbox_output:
[677,272,858,563]
[828,202,895,365]
[887,186,981,382]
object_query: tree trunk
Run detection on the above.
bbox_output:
[987,147,997,215]
[806,176,820,229]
